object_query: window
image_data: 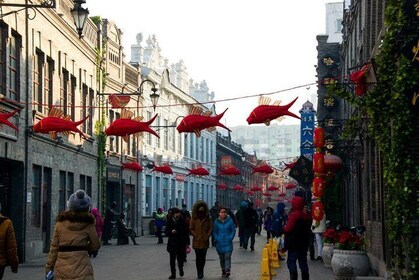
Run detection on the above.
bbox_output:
[146,111,152,145]
[163,119,168,150]
[33,49,44,112]
[67,172,74,201]
[80,174,86,190]
[0,24,7,95]
[86,176,92,198]
[184,181,188,207]
[155,116,161,148]
[115,112,120,153]
[88,89,94,135]
[145,175,152,215]
[155,177,160,208]
[61,69,69,115]
[44,57,54,113]
[69,75,76,120]
[81,85,87,133]
[163,178,169,210]
[178,133,182,155]
[59,171,66,212]
[200,138,204,162]
[9,32,21,101]
[32,165,42,227]
[109,110,115,152]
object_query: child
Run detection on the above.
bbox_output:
[213,206,236,278]
[165,207,189,279]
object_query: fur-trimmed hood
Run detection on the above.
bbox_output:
[56,211,95,231]
[192,200,209,218]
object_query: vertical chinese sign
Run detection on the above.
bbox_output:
[299,101,316,160]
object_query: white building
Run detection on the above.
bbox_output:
[326,2,344,43]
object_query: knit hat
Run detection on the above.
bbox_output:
[68,190,91,212]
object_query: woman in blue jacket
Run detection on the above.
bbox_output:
[213,206,236,278]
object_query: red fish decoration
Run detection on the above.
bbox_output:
[218,166,241,176]
[283,161,297,171]
[232,185,244,191]
[262,192,272,197]
[285,183,297,189]
[151,163,173,175]
[105,109,159,142]
[33,107,89,139]
[0,108,20,131]
[217,184,227,190]
[246,96,300,125]
[350,64,370,96]
[267,186,279,191]
[278,192,286,197]
[250,186,263,192]
[122,161,143,172]
[186,166,209,176]
[251,162,274,175]
[176,105,231,137]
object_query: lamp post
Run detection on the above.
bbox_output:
[71,0,89,39]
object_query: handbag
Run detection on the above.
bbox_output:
[45,270,54,280]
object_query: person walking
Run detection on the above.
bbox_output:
[0,205,18,280]
[283,196,311,280]
[263,206,274,242]
[272,202,287,248]
[102,201,119,245]
[165,208,189,279]
[213,206,236,278]
[154,208,166,244]
[180,204,191,262]
[256,207,263,235]
[242,201,258,251]
[209,201,219,247]
[89,208,104,257]
[234,200,248,248]
[189,200,213,279]
[116,213,139,245]
[311,211,326,261]
[45,190,101,280]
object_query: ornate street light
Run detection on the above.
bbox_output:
[71,0,89,39]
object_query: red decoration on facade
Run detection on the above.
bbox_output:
[246,96,300,125]
[285,183,297,189]
[217,184,227,190]
[0,108,20,131]
[250,186,263,192]
[312,201,325,221]
[233,185,244,191]
[267,186,278,191]
[151,164,173,175]
[121,161,143,172]
[313,152,325,173]
[312,177,326,197]
[108,94,131,108]
[262,192,272,197]
[313,127,325,148]
[350,65,369,96]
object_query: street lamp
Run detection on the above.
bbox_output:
[138,79,160,111]
[71,0,89,39]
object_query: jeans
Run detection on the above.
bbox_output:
[156,226,163,243]
[169,252,184,275]
[287,248,309,275]
[195,248,208,276]
[218,251,232,271]
[315,233,323,257]
[243,228,255,249]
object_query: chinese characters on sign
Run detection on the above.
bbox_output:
[299,105,315,158]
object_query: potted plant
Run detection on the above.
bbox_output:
[331,230,370,279]
[322,228,338,268]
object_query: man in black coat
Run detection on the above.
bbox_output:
[242,201,258,251]
[102,201,119,245]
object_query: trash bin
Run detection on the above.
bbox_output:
[149,219,156,235]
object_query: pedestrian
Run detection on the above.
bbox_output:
[45,190,101,280]
[242,201,258,251]
[116,213,139,245]
[283,196,311,280]
[311,211,326,261]
[165,207,189,279]
[180,204,191,262]
[102,201,119,245]
[0,204,18,280]
[304,204,315,261]
[189,200,213,279]
[256,207,263,235]
[234,200,248,248]
[272,202,287,248]
[90,207,104,257]
[209,201,219,246]
[263,206,274,242]
[154,208,166,244]
[213,206,236,278]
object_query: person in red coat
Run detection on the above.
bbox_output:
[283,196,311,280]
[90,208,104,258]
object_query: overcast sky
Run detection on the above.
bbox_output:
[87,0,341,127]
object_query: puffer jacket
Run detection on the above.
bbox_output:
[189,200,212,249]
[283,197,311,251]
[213,216,236,254]
[0,214,19,270]
[45,211,101,280]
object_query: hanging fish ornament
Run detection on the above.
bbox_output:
[0,108,20,131]
[122,161,143,172]
[176,105,231,137]
[218,166,241,176]
[105,109,159,142]
[186,165,209,176]
[151,163,173,175]
[246,96,300,125]
[251,162,274,175]
[282,160,297,171]
[33,107,89,139]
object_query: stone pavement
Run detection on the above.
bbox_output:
[4,234,334,280]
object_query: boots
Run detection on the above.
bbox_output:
[179,266,184,277]
[302,271,310,280]
[289,271,298,280]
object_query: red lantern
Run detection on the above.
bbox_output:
[324,154,343,172]
[217,184,227,190]
[312,177,326,197]
[313,152,325,173]
[312,201,324,221]
[313,127,325,148]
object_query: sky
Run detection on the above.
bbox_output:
[86,0,340,127]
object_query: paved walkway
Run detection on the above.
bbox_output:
[4,234,334,280]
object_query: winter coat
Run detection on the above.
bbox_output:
[234,201,248,228]
[272,202,287,236]
[283,197,311,251]
[189,200,213,249]
[213,216,236,254]
[91,208,103,238]
[0,214,18,271]
[165,216,189,254]
[46,211,101,280]
[243,207,258,230]
[264,212,273,231]
[154,212,166,228]
[311,215,326,234]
